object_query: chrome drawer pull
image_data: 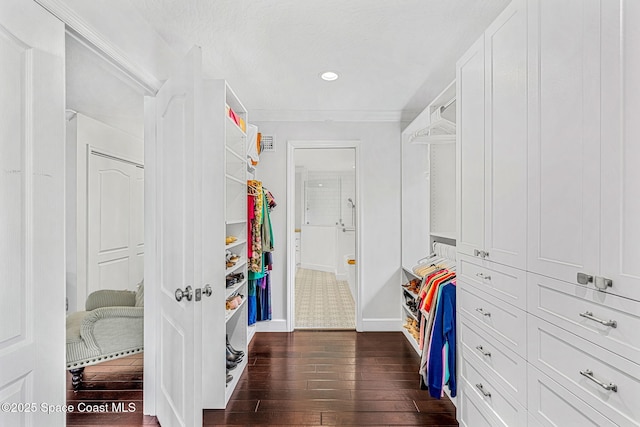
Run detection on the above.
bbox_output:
[475,345,491,357]
[475,273,491,280]
[580,369,618,392]
[475,383,491,397]
[475,307,491,317]
[579,311,617,328]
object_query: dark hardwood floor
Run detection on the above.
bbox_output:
[67,331,458,426]
[66,353,159,426]
[208,331,457,426]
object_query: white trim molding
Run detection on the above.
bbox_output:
[35,0,162,95]
[255,319,288,333]
[360,318,403,332]
[252,109,403,123]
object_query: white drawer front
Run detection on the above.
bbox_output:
[528,315,640,426]
[459,285,527,358]
[458,254,527,310]
[459,313,527,406]
[459,379,503,427]
[459,354,528,427]
[528,364,617,427]
[528,272,640,363]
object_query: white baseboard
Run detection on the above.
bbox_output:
[255,319,288,333]
[299,263,335,274]
[335,272,348,281]
[360,318,402,332]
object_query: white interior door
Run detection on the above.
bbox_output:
[87,152,144,296]
[148,47,203,427]
[0,1,66,426]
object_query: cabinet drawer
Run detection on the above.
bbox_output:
[458,378,504,427]
[528,364,617,427]
[459,355,527,427]
[528,315,640,426]
[459,313,527,406]
[528,272,640,364]
[458,254,526,310]
[459,285,527,358]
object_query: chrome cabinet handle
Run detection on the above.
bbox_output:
[473,250,489,259]
[579,311,617,328]
[580,369,618,392]
[475,345,491,357]
[476,272,492,280]
[475,383,491,397]
[175,285,193,302]
[475,307,491,317]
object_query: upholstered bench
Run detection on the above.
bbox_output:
[66,284,144,391]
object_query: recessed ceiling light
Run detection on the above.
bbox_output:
[320,71,339,81]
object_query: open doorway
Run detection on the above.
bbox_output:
[288,144,360,330]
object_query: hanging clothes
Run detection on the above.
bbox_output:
[416,262,456,399]
[246,181,276,325]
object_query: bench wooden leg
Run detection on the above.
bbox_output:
[69,367,84,392]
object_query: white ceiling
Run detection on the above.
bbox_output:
[66,0,511,133]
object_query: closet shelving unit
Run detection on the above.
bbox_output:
[400,80,457,406]
[201,81,250,408]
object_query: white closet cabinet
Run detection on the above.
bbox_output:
[456,1,528,425]
[527,0,602,286]
[600,0,640,303]
[457,0,528,270]
[529,0,640,303]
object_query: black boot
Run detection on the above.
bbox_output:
[226,359,238,370]
[227,346,243,363]
[226,334,245,357]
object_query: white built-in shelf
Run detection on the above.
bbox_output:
[225,174,245,185]
[225,259,247,275]
[225,145,245,162]
[225,238,247,250]
[225,296,247,323]
[401,286,419,300]
[226,219,245,225]
[226,114,246,137]
[402,266,422,279]
[402,303,418,322]
[401,327,421,356]
[247,324,256,343]
[224,356,248,403]
[225,280,246,299]
[430,231,456,241]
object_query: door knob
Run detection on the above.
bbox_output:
[175,285,193,302]
[203,284,212,297]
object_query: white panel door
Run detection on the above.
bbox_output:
[484,0,528,270]
[601,0,640,302]
[527,0,601,284]
[456,36,486,259]
[88,153,144,297]
[0,1,65,426]
[150,47,203,427]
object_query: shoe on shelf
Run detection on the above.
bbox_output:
[226,359,238,370]
[225,236,238,245]
[227,347,243,363]
[226,335,245,357]
[226,373,233,384]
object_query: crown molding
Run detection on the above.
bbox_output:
[250,109,405,123]
[35,0,162,95]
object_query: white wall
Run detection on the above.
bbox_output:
[254,121,402,331]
